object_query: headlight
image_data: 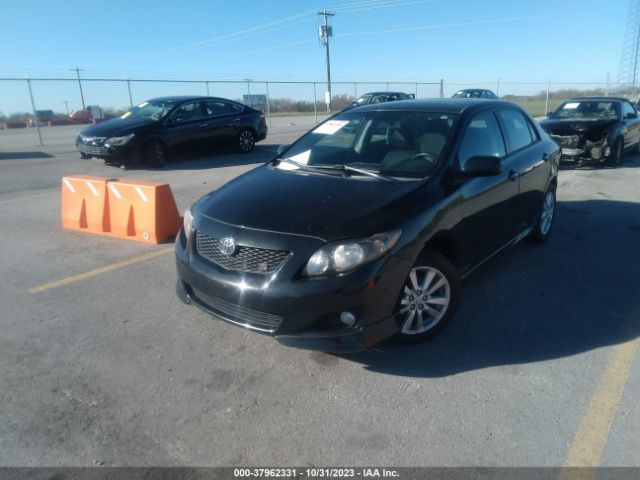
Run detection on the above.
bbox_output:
[105,133,135,146]
[303,229,401,276]
[183,208,194,236]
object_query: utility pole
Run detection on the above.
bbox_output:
[62,100,69,115]
[318,8,334,112]
[70,66,86,109]
[25,77,43,146]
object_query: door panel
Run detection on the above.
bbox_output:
[203,101,244,146]
[160,101,208,149]
[497,108,548,230]
[453,110,518,269]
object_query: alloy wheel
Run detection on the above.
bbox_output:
[239,130,255,152]
[398,266,451,335]
[540,190,555,235]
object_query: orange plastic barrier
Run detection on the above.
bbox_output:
[61,175,181,244]
[61,175,111,233]
[106,179,181,244]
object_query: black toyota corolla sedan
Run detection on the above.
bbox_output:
[175,99,559,352]
[76,96,268,168]
[539,97,640,166]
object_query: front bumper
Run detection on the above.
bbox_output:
[174,220,410,353]
[549,135,611,164]
[175,277,398,353]
[76,136,139,163]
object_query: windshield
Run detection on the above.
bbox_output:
[551,101,620,120]
[121,100,178,121]
[355,94,372,105]
[276,110,457,179]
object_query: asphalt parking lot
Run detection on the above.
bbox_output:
[0,118,639,468]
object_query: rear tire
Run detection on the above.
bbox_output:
[395,249,460,343]
[530,187,556,243]
[144,139,168,167]
[238,128,256,153]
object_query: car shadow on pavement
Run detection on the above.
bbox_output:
[341,199,640,377]
[158,144,279,171]
[0,151,55,160]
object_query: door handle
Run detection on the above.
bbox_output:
[508,170,519,181]
[233,117,241,122]
[199,123,208,128]
[542,152,551,161]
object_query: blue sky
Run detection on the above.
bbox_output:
[0,0,632,113]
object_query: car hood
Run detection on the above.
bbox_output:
[194,165,429,241]
[79,117,155,137]
[539,118,616,136]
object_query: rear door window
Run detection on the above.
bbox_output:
[497,109,534,152]
[205,101,243,117]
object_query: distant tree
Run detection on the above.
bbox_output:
[8,112,29,123]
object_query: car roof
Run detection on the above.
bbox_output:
[352,98,517,114]
[455,89,493,92]
[359,91,409,96]
[563,97,628,103]
[146,95,237,103]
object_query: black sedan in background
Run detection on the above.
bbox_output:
[76,96,268,168]
[351,91,415,107]
[539,97,640,166]
[175,99,559,352]
[452,89,499,99]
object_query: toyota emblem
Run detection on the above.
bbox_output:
[219,237,236,256]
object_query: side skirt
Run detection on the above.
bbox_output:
[460,226,533,280]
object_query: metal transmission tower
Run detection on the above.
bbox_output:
[619,0,640,87]
[318,8,334,112]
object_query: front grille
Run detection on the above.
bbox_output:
[192,288,283,332]
[78,144,109,156]
[195,231,289,274]
[551,134,581,149]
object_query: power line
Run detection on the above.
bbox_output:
[336,15,544,38]
[119,0,439,62]
[332,0,437,14]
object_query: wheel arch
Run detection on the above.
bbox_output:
[419,232,459,268]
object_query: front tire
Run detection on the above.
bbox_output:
[395,249,460,343]
[144,139,168,167]
[608,138,623,166]
[238,128,256,153]
[530,187,556,243]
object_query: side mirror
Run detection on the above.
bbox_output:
[165,117,179,126]
[461,156,502,176]
[625,112,637,119]
[276,144,290,155]
[408,94,415,99]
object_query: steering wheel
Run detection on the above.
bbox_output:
[408,152,438,164]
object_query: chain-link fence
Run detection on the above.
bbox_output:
[2,76,640,145]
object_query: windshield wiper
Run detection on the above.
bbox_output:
[310,164,395,181]
[273,157,346,176]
